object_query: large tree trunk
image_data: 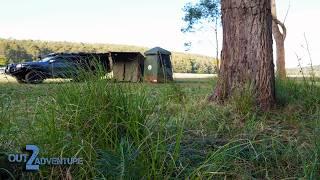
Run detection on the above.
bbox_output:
[209,0,276,111]
[271,0,287,79]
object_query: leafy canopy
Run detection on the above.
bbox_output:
[182,0,220,33]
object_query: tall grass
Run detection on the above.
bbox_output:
[0,63,320,178]
[22,68,185,178]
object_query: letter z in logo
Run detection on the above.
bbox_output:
[26,145,40,171]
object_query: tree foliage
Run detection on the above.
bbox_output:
[182,0,221,72]
[0,56,7,66]
[182,0,220,33]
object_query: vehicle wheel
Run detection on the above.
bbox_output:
[25,71,45,84]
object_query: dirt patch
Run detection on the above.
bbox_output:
[0,74,17,83]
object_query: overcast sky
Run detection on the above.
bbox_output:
[0,0,319,67]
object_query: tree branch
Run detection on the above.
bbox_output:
[273,17,287,40]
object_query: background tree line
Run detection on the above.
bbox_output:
[0,38,218,74]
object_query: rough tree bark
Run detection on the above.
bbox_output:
[209,0,276,111]
[271,0,287,79]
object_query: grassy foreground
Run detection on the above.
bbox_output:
[0,76,319,179]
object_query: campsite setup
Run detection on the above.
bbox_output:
[4,47,174,83]
[104,47,174,83]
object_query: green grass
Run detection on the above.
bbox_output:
[0,75,319,179]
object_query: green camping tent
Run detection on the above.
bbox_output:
[144,47,173,83]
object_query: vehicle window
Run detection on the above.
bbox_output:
[53,57,67,63]
[62,56,80,62]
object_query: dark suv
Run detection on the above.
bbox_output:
[5,53,111,84]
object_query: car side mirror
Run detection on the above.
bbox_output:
[49,60,55,64]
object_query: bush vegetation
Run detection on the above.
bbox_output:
[287,65,320,77]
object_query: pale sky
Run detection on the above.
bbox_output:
[0,0,319,68]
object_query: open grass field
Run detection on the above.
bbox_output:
[0,73,320,179]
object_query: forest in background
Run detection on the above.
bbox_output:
[0,38,218,74]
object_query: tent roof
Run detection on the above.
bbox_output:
[144,47,171,55]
